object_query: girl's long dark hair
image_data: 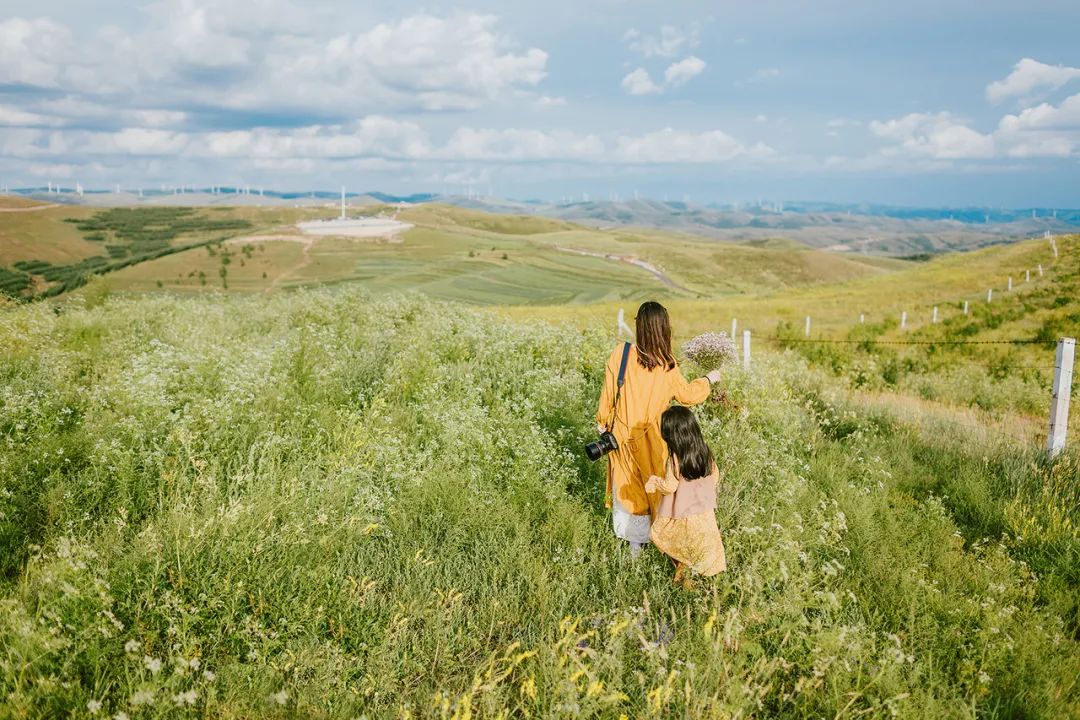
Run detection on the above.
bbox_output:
[660,405,714,481]
[635,301,676,371]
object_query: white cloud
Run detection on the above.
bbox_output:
[986,58,1080,104]
[202,117,431,159]
[736,68,780,87]
[440,128,604,161]
[869,112,995,159]
[623,24,699,59]
[622,68,662,95]
[614,128,773,164]
[0,17,73,88]
[623,58,705,96]
[151,0,252,69]
[0,105,65,127]
[996,92,1080,157]
[0,8,549,118]
[2,118,781,174]
[664,56,706,88]
[536,95,567,107]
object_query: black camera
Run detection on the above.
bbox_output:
[585,431,619,461]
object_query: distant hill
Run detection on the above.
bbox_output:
[439,196,1080,256]
[7,188,1078,256]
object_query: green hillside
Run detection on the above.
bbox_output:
[514,234,1079,432]
[1,203,908,304]
[0,289,1076,717]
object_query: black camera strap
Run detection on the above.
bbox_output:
[610,341,631,422]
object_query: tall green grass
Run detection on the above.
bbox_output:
[0,290,1076,718]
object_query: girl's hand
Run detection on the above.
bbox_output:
[645,476,659,493]
[706,369,722,384]
[597,423,607,433]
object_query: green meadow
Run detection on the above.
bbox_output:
[1,288,1077,718]
[0,203,1077,717]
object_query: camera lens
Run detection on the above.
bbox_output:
[585,441,602,461]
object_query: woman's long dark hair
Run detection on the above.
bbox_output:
[660,405,714,481]
[636,301,676,371]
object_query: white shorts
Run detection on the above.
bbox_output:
[612,492,651,545]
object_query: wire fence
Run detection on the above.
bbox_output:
[757,334,1068,450]
[762,336,1056,346]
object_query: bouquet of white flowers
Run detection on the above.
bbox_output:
[682,331,737,369]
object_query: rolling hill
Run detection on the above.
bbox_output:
[1,202,909,304]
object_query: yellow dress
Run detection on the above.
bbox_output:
[595,344,711,519]
[648,462,727,576]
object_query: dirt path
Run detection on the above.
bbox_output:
[0,203,62,213]
[226,234,318,293]
[556,246,692,292]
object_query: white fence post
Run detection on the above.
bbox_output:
[1038,264,1044,276]
[932,306,938,324]
[731,318,737,344]
[805,316,811,337]
[743,330,751,370]
[1047,337,1075,460]
[900,311,907,329]
[987,288,993,303]
[1026,270,1031,283]
[617,308,634,340]
[860,313,865,324]
[963,300,969,315]
[1008,276,1013,291]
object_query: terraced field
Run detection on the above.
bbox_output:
[83,204,907,304]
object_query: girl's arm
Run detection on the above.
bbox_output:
[645,458,680,495]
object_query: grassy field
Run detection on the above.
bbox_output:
[0,202,908,304]
[0,289,1076,718]
[507,233,1080,441]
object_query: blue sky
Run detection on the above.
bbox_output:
[1,0,1079,206]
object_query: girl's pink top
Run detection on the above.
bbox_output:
[653,457,718,519]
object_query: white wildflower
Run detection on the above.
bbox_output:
[143,656,162,674]
[172,690,197,706]
[270,690,288,706]
[130,690,154,706]
[124,639,140,653]
[87,699,102,714]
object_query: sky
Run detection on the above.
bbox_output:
[1,0,1079,206]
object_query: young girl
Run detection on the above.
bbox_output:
[645,405,727,584]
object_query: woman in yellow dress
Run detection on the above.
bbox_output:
[595,301,721,554]
[645,405,727,582]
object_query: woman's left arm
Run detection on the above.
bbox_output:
[670,365,712,405]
